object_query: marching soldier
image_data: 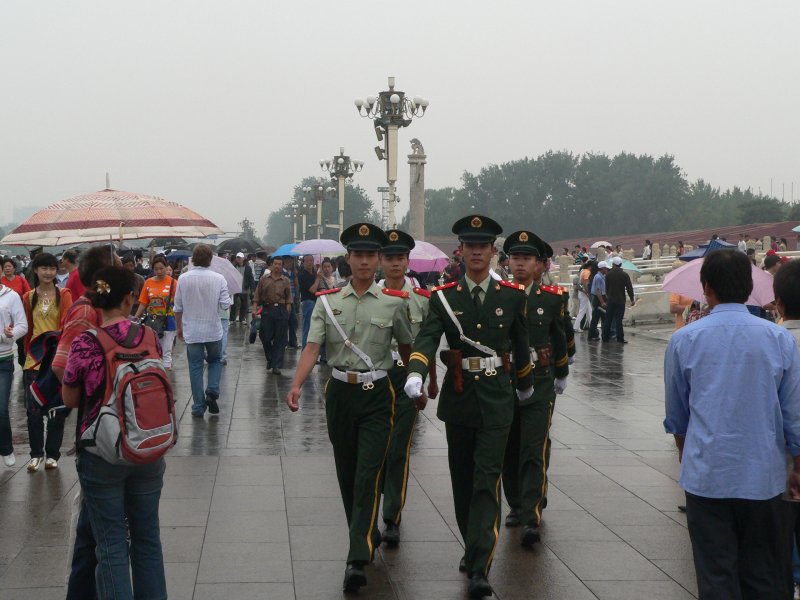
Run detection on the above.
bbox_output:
[541,245,577,364]
[404,215,534,599]
[378,229,430,546]
[501,231,569,547]
[286,223,413,593]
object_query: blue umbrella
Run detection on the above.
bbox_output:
[679,239,736,261]
[272,242,300,257]
[165,249,192,261]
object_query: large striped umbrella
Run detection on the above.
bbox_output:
[1,189,224,246]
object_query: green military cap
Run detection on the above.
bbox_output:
[340,222,388,251]
[452,214,502,243]
[382,228,416,255]
[503,230,543,256]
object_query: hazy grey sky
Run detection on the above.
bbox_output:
[2,1,798,236]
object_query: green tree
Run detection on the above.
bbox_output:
[737,194,788,224]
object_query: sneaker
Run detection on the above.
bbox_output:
[2,454,15,467]
[205,393,220,415]
[793,582,800,600]
[45,458,58,470]
[27,457,43,472]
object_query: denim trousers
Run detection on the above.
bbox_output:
[185,340,222,415]
[77,451,167,600]
[66,497,97,600]
[288,302,298,346]
[24,369,66,459]
[220,318,230,361]
[301,299,315,348]
[0,359,14,456]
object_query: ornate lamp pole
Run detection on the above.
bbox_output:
[303,181,336,239]
[283,205,301,243]
[320,148,363,233]
[355,77,428,229]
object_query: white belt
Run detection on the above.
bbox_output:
[510,350,539,363]
[461,356,503,374]
[391,350,404,366]
[331,368,388,389]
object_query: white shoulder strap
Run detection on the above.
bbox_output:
[319,295,376,372]
[435,289,497,358]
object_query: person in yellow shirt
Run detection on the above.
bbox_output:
[669,293,694,330]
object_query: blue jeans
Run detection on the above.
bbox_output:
[220,318,230,361]
[67,498,97,600]
[288,302,299,347]
[77,451,167,600]
[186,340,222,415]
[301,299,315,348]
[0,359,13,456]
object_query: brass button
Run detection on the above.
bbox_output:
[499,324,503,328]
[476,324,482,329]
[474,375,480,381]
[356,320,361,324]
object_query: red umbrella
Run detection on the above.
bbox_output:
[1,189,223,246]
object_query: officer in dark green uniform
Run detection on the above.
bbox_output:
[541,243,576,364]
[286,223,413,593]
[378,229,430,546]
[404,215,534,599]
[501,231,569,547]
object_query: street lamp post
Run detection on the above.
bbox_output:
[303,181,336,239]
[283,205,301,243]
[355,77,428,229]
[321,148,363,232]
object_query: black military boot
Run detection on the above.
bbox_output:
[382,521,400,547]
[505,508,520,527]
[343,562,367,593]
[468,574,493,598]
[521,523,541,547]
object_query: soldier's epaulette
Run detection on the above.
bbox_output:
[540,284,563,296]
[315,288,341,296]
[382,288,410,299]
[412,287,431,299]
[431,281,458,292]
[499,280,526,291]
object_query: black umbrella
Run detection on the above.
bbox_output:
[216,237,263,254]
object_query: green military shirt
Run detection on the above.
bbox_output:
[407,276,533,429]
[307,281,413,371]
[380,279,430,346]
[523,282,569,406]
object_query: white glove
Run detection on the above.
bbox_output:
[554,377,568,395]
[516,386,534,402]
[404,375,423,398]
[568,356,575,365]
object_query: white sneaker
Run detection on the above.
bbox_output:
[2,454,15,467]
[45,458,58,470]
[793,582,800,600]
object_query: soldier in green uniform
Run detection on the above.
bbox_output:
[501,231,570,547]
[541,244,577,364]
[286,223,413,593]
[404,215,534,599]
[378,229,430,546]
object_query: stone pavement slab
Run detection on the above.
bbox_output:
[0,322,699,598]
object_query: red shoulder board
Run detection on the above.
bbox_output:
[382,288,410,299]
[540,284,563,296]
[499,280,526,291]
[315,288,341,296]
[412,287,431,299]
[431,281,458,292]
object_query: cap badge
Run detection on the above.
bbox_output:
[358,225,370,236]
[471,216,482,228]
[519,232,529,242]
[537,307,544,315]
[495,308,503,316]
[388,231,399,242]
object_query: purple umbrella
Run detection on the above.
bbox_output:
[292,238,346,256]
[409,241,449,272]
[190,255,243,294]
[663,258,775,306]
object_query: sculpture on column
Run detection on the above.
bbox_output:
[408,139,427,240]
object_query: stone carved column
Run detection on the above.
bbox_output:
[408,139,427,240]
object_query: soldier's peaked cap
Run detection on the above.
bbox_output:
[382,229,415,255]
[503,230,543,257]
[452,214,502,243]
[340,222,388,251]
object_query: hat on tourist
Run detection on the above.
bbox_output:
[382,229,415,255]
[451,214,502,243]
[236,252,245,258]
[611,256,623,266]
[598,261,609,269]
[340,222,388,252]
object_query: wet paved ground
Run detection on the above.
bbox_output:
[0,322,697,599]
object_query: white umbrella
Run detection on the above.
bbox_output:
[190,255,243,294]
[590,240,612,249]
[292,238,346,256]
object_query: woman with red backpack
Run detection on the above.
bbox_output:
[63,266,172,600]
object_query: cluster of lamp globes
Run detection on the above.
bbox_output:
[303,185,335,195]
[353,76,430,118]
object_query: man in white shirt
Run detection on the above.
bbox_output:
[174,244,232,418]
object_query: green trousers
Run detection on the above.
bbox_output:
[325,377,395,564]
[382,364,418,525]
[445,422,510,577]
[502,383,556,528]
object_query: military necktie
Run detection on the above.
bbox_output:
[472,286,482,308]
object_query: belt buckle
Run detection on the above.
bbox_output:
[468,357,481,371]
[346,372,358,385]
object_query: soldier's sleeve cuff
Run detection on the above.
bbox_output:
[409,352,429,367]
[516,363,532,378]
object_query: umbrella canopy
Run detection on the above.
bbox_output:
[292,238,346,256]
[679,239,737,261]
[590,240,612,249]
[409,241,449,272]
[662,257,775,306]
[189,255,243,295]
[273,243,300,257]
[619,259,641,273]
[216,237,263,255]
[0,189,223,246]
[165,249,192,261]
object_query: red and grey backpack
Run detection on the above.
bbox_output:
[79,323,177,465]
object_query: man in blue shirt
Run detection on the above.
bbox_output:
[664,249,800,599]
[587,261,608,341]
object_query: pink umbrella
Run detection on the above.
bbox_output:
[0,189,223,246]
[409,241,449,272]
[189,255,243,294]
[662,258,775,306]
